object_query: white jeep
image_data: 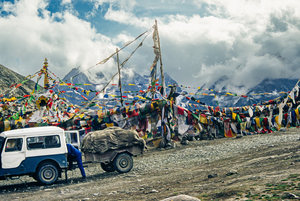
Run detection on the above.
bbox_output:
[0,126,68,185]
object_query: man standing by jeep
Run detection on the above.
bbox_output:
[66,143,86,179]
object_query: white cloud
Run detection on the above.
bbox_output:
[0,0,117,80]
[104,7,153,28]
[112,33,135,46]
[61,0,72,6]
[87,0,137,11]
[1,0,300,94]
[100,0,300,92]
[0,1,16,12]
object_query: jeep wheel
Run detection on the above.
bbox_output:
[113,153,133,173]
[37,163,59,185]
[32,174,38,181]
[101,162,115,172]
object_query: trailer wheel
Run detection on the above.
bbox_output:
[113,153,133,173]
[101,162,115,172]
[36,163,59,185]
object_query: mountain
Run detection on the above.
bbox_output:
[59,66,299,110]
[200,75,247,94]
[0,64,39,97]
[62,67,107,87]
[181,76,300,110]
[144,71,181,94]
[232,77,299,107]
[209,75,229,91]
[57,67,182,107]
[247,78,298,94]
[226,77,299,107]
[4,61,297,111]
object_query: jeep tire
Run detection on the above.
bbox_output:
[36,163,59,185]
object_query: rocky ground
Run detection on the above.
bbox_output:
[2,128,300,200]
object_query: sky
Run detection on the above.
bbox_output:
[1,0,300,93]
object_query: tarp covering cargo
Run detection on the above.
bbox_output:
[81,127,145,154]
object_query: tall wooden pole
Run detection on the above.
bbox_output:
[155,20,166,97]
[155,20,167,144]
[116,48,123,106]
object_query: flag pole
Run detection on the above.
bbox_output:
[155,20,166,97]
[155,20,167,146]
[116,48,123,106]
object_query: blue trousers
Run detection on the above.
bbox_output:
[68,154,86,178]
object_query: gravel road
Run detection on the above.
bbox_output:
[136,130,300,171]
[1,128,300,200]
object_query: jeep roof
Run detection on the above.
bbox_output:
[0,126,64,138]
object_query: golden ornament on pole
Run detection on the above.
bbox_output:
[42,58,50,89]
[36,95,49,110]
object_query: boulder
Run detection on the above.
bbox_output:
[160,195,200,201]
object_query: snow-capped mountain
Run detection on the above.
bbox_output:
[57,66,299,110]
[208,75,229,91]
[200,75,246,94]
[247,78,299,94]
[62,67,94,86]
[180,76,300,110]
[227,77,299,107]
[57,67,180,107]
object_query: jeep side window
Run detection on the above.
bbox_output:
[5,138,23,152]
[27,136,44,149]
[27,135,61,150]
[79,130,85,142]
[45,136,60,148]
[70,132,78,143]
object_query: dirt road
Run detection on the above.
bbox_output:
[2,128,300,201]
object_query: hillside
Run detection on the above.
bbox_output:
[0,64,39,97]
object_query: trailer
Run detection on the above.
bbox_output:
[84,145,143,173]
[65,127,145,181]
[64,145,143,182]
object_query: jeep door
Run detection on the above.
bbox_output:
[2,137,25,169]
[65,130,80,150]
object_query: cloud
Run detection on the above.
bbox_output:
[61,0,72,6]
[100,0,300,92]
[104,7,153,28]
[87,0,137,11]
[1,0,300,94]
[112,33,134,46]
[0,0,118,81]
